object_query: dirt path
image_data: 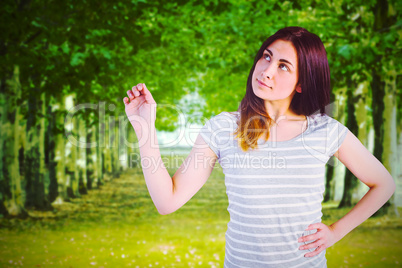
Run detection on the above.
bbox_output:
[0,169,156,229]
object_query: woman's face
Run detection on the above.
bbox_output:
[252,39,301,104]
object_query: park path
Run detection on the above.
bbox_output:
[0,169,155,228]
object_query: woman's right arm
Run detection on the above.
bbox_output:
[123,83,218,215]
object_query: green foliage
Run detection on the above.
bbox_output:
[1,0,399,128]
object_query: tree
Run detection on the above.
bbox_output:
[370,0,400,216]
[0,66,27,217]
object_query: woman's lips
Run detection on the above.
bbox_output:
[257,79,271,88]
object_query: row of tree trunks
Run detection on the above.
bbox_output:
[0,72,129,217]
[370,0,398,216]
[335,62,398,214]
[334,0,398,212]
[326,73,397,210]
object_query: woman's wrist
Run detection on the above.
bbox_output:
[132,120,155,134]
[133,121,158,150]
[328,222,346,244]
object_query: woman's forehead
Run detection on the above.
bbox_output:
[265,40,298,65]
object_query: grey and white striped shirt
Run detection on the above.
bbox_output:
[200,111,348,268]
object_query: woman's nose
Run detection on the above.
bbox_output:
[262,63,275,80]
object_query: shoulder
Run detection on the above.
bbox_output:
[307,113,345,131]
[199,112,239,158]
[213,111,239,120]
[306,113,349,157]
[207,111,239,129]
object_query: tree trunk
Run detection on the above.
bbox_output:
[127,119,139,170]
[355,82,369,147]
[53,95,68,204]
[38,92,50,208]
[25,86,38,208]
[108,112,115,177]
[77,115,88,195]
[47,97,58,203]
[110,110,121,178]
[86,124,98,189]
[396,132,402,209]
[97,102,106,185]
[65,94,80,198]
[119,113,129,171]
[0,78,9,217]
[338,84,359,208]
[324,164,335,202]
[104,115,112,178]
[25,88,50,210]
[354,82,371,201]
[1,66,27,217]
[324,88,345,203]
[375,62,398,216]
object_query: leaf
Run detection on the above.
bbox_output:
[70,52,86,66]
[61,42,70,54]
[338,44,353,60]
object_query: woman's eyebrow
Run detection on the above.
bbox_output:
[265,49,294,68]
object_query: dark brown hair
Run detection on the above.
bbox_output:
[234,27,331,151]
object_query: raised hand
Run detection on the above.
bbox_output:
[123,83,157,131]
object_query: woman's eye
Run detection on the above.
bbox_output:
[263,54,271,61]
[279,64,289,71]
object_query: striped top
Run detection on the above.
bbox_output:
[199,111,348,268]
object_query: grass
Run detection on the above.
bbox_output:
[0,163,401,267]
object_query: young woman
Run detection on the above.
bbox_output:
[123,27,395,267]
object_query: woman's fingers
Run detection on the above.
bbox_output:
[132,84,141,97]
[298,222,325,243]
[123,97,130,105]
[298,232,320,243]
[298,223,337,258]
[139,83,156,104]
[126,84,142,103]
[127,89,135,100]
[299,239,320,250]
[304,245,326,257]
[305,223,324,231]
[125,83,155,106]
[129,84,145,99]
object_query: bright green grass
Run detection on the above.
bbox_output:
[0,164,401,267]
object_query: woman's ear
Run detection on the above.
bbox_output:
[296,85,302,93]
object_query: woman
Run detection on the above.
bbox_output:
[123,27,395,267]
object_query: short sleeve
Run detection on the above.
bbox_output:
[199,112,237,159]
[326,117,349,157]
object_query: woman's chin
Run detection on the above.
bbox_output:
[252,88,269,100]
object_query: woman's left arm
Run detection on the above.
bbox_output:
[298,130,396,257]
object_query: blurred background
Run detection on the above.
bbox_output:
[0,0,401,267]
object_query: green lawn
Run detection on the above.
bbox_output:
[0,165,401,267]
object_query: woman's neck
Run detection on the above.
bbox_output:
[264,102,301,124]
